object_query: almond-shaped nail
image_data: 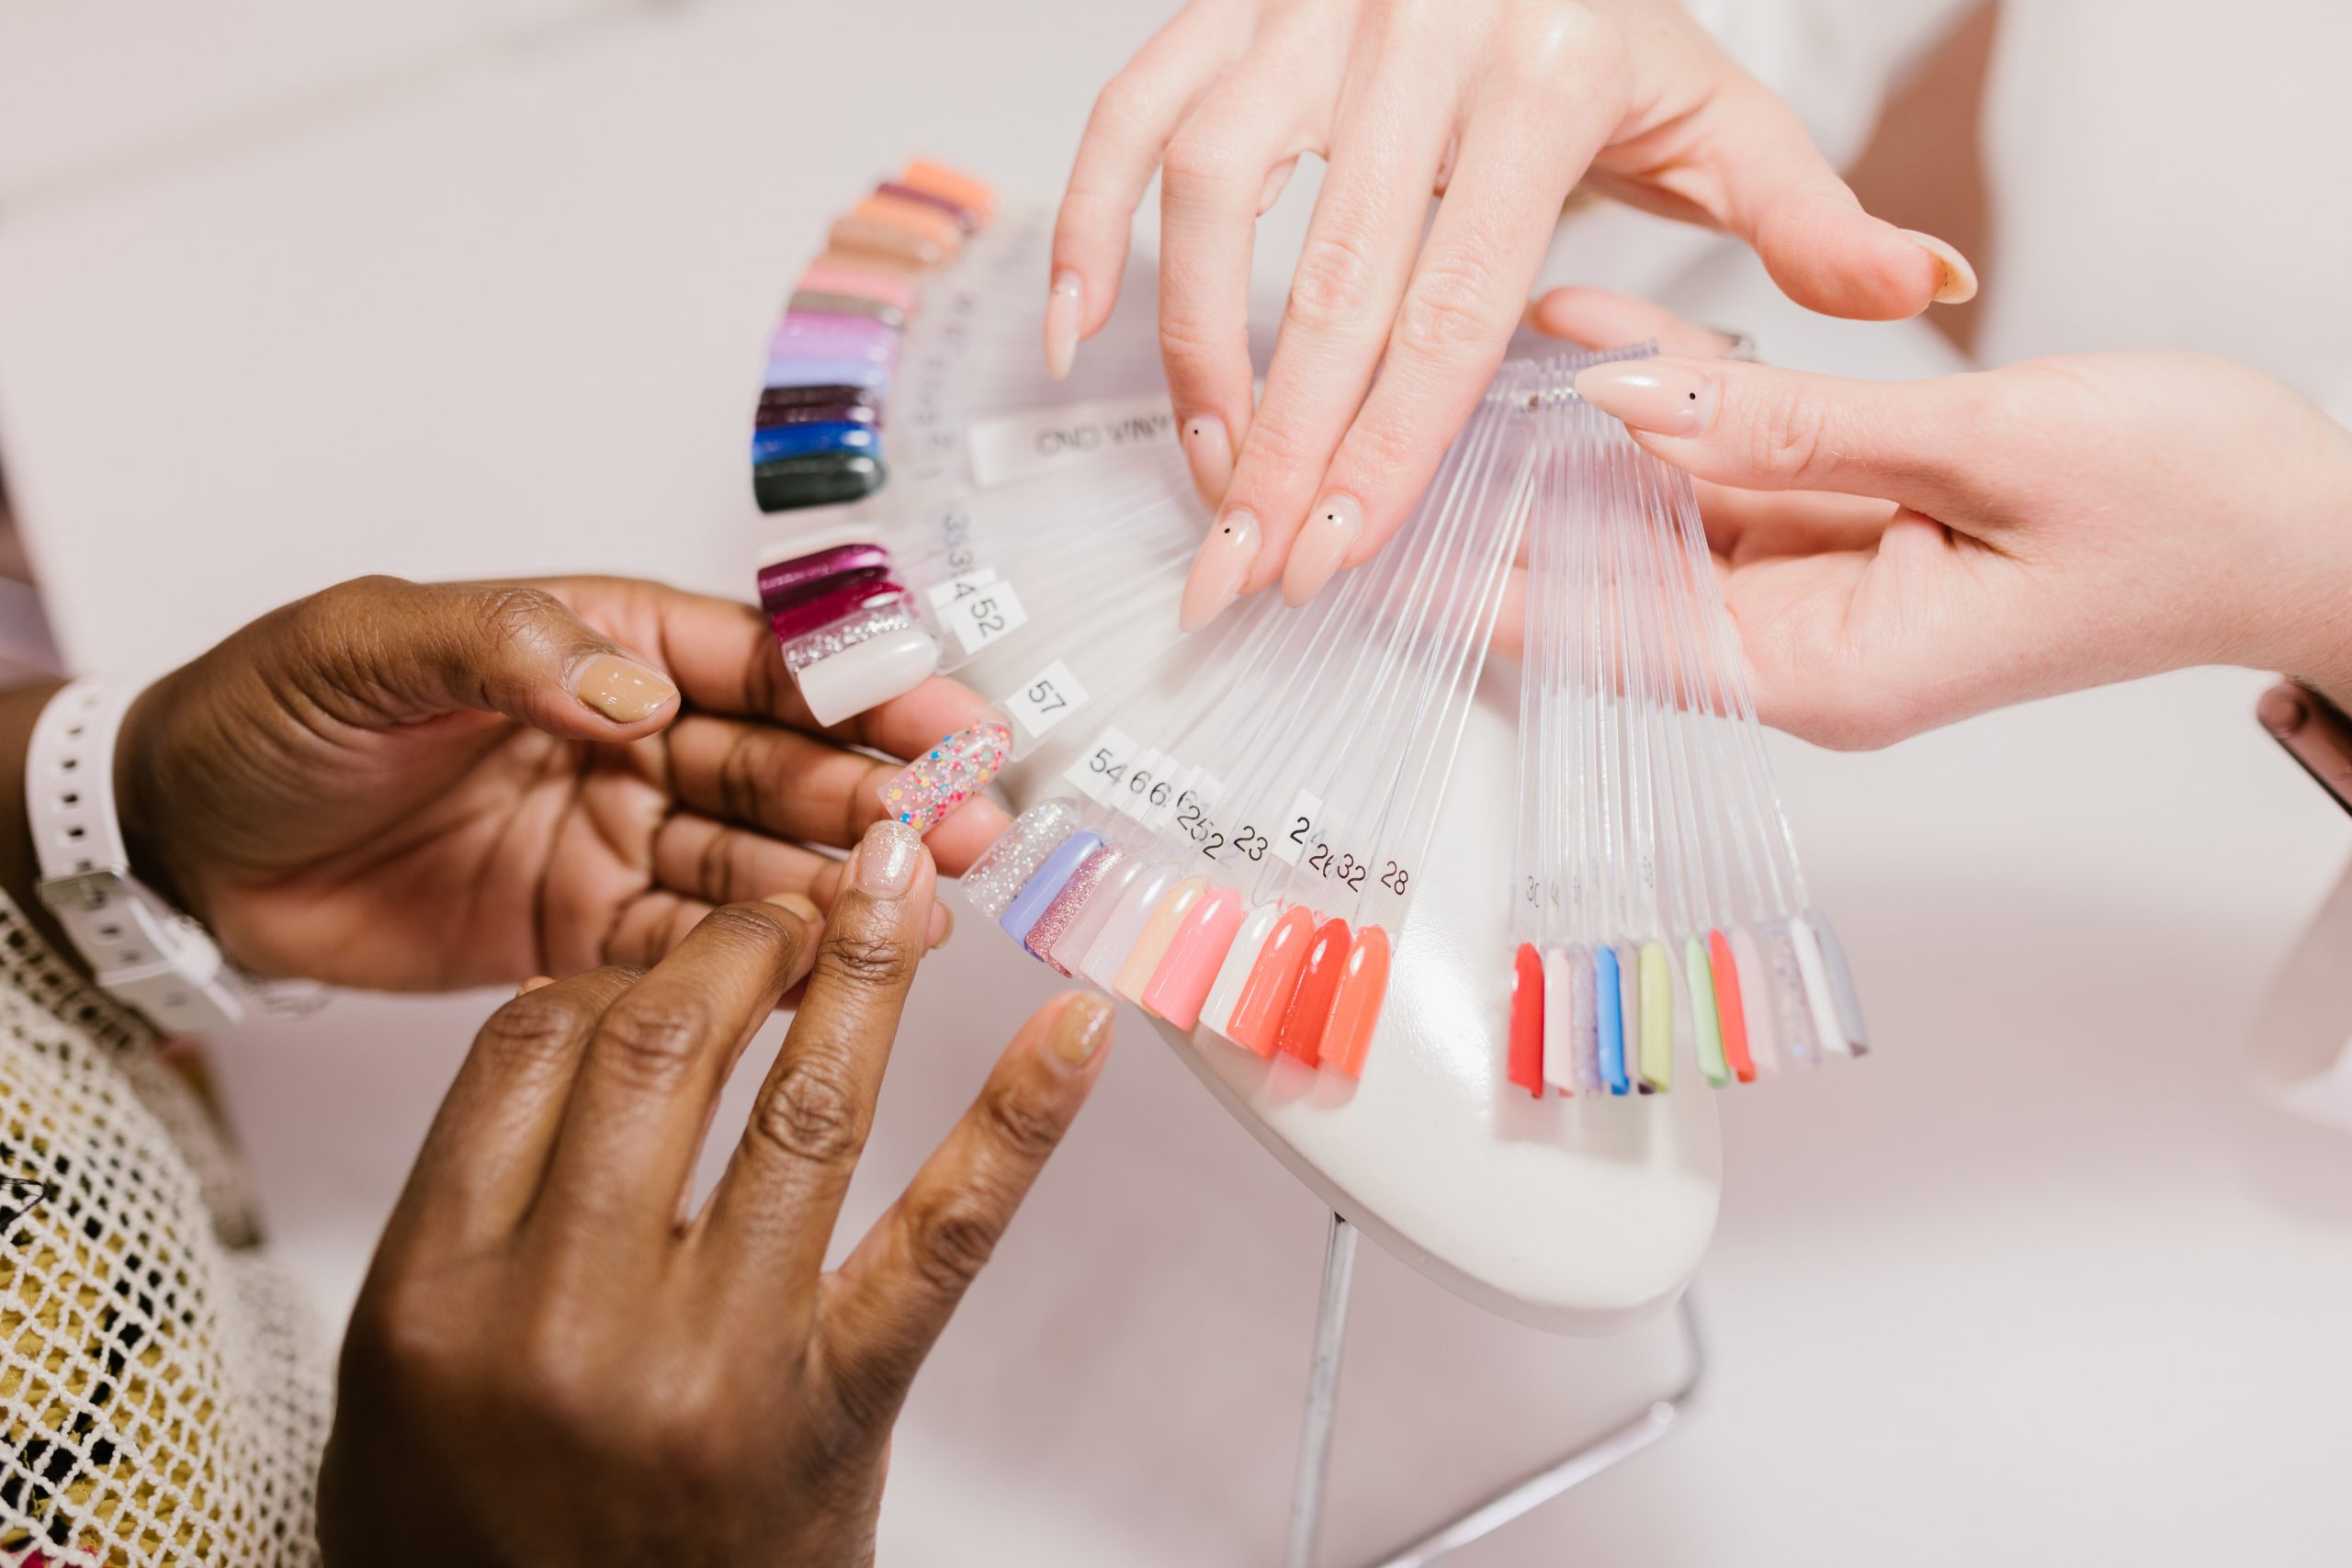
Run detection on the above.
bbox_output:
[1572,359,1717,437]
[852,818,924,898]
[1181,510,1259,632]
[1050,992,1114,1068]
[1901,229,1978,306]
[517,975,554,997]
[1045,270,1082,381]
[575,652,677,723]
[1284,493,1361,607]
[879,720,1012,834]
[1182,414,1234,502]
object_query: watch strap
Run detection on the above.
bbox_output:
[28,677,247,1033]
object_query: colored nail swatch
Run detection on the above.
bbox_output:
[752,158,998,516]
[1507,942,1544,1097]
[1049,851,1138,975]
[962,799,1082,918]
[1024,843,1122,976]
[1141,887,1245,1030]
[881,721,1011,834]
[1001,831,1103,943]
[1114,877,1205,1003]
[1274,919,1351,1066]
[1320,925,1389,1080]
[1226,906,1315,1059]
[1503,345,1867,1101]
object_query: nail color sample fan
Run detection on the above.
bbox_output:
[742,168,1861,1333]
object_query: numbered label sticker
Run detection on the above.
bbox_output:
[1001,660,1090,745]
[924,568,1000,611]
[1115,745,1173,822]
[1139,758,1193,831]
[941,579,1030,656]
[1270,788,1326,867]
[1065,726,1138,806]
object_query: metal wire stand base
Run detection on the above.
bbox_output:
[1283,1213,1707,1568]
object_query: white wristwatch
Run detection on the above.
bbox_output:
[28,676,253,1033]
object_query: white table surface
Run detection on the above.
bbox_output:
[5,2,2350,1562]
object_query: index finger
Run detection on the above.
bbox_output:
[696,819,939,1292]
[814,992,1114,1422]
[1278,50,1615,608]
[1049,2,1251,375]
[376,965,641,1261]
[531,897,822,1249]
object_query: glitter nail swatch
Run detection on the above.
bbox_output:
[881,720,1012,834]
[960,799,1081,916]
[780,601,917,672]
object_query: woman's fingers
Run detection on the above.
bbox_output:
[668,713,897,850]
[1526,287,1738,359]
[1154,75,1293,503]
[1181,50,1463,628]
[546,579,1001,756]
[1049,4,1251,378]
[652,813,953,949]
[1153,13,1343,503]
[1279,38,1622,608]
[1700,84,1973,318]
[1584,72,1972,321]
[663,713,1009,874]
[1692,481,1900,564]
[816,993,1113,1420]
[534,897,822,1248]
[379,966,642,1257]
[1571,355,1968,507]
[699,821,937,1288]
[256,577,683,743]
[1719,519,2028,750]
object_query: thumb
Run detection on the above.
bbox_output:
[1676,83,1975,321]
[1570,355,1973,514]
[276,576,680,740]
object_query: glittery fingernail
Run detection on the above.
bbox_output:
[960,798,1083,918]
[852,819,923,898]
[879,720,1012,834]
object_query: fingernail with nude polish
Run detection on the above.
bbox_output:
[1901,230,1978,306]
[517,976,554,997]
[1051,992,1114,1069]
[575,653,677,723]
[1182,414,1234,502]
[852,818,924,898]
[1181,510,1259,632]
[1045,270,1083,381]
[1572,359,1717,437]
[1284,493,1361,607]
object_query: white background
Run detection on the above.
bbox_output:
[3,0,2350,1562]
